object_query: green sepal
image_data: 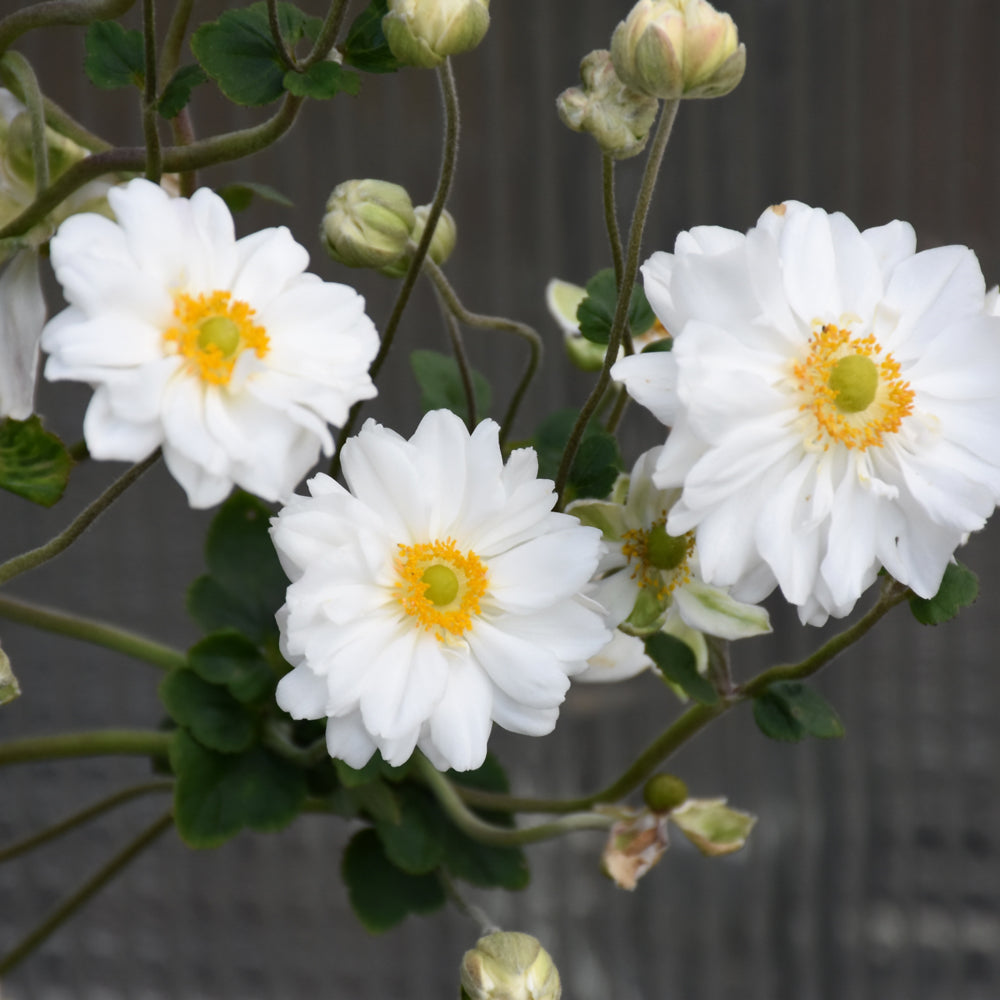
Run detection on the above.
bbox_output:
[159,668,257,753]
[84,20,145,89]
[170,730,307,848]
[342,828,446,932]
[410,349,492,424]
[576,267,655,345]
[531,408,621,502]
[283,62,360,99]
[909,561,978,625]
[0,417,73,507]
[188,631,275,705]
[752,680,845,742]
[217,181,294,213]
[342,0,400,73]
[644,632,718,705]
[158,64,208,118]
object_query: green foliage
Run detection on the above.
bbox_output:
[170,730,307,848]
[342,0,400,73]
[644,632,718,705]
[160,668,257,753]
[158,64,208,118]
[410,350,492,424]
[187,491,287,643]
[217,182,294,213]
[0,417,72,507]
[84,21,144,89]
[188,631,275,705]
[342,828,446,932]
[909,561,979,625]
[283,62,360,99]
[374,785,446,874]
[532,409,621,501]
[576,268,655,346]
[191,3,322,106]
[752,680,845,742]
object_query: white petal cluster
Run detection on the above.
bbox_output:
[614,201,1000,624]
[41,179,379,507]
[272,409,610,772]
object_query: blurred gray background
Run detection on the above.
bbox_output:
[3,0,1000,997]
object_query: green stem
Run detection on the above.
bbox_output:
[414,755,613,846]
[0,451,159,587]
[0,780,172,864]
[0,811,173,976]
[0,0,135,53]
[301,0,350,69]
[421,257,542,445]
[602,154,624,288]
[437,869,499,934]
[1,52,49,192]
[434,285,477,430]
[0,593,185,670]
[0,729,172,768]
[555,99,680,505]
[141,0,162,183]
[158,0,194,82]
[267,0,297,69]
[604,384,630,434]
[330,57,461,478]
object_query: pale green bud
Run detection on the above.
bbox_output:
[2,112,89,189]
[556,50,658,159]
[378,204,456,278]
[610,0,745,101]
[321,179,416,269]
[460,932,561,1000]
[384,0,490,69]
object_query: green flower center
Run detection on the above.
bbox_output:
[420,564,460,606]
[646,522,689,570]
[827,354,878,414]
[197,316,242,358]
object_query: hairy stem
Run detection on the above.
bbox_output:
[158,0,194,82]
[602,154,624,287]
[435,285,478,430]
[1,52,49,192]
[301,0,350,69]
[141,0,162,182]
[0,0,135,53]
[0,729,173,768]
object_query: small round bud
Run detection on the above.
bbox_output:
[378,204,457,278]
[610,0,745,101]
[321,179,416,269]
[384,0,490,69]
[460,932,561,1000]
[556,50,658,159]
[643,773,689,813]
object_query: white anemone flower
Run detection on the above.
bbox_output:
[613,201,1000,624]
[271,408,611,772]
[41,178,378,507]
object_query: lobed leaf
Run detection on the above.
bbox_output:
[410,349,492,424]
[752,680,844,742]
[84,21,144,89]
[158,64,208,118]
[909,561,979,625]
[0,417,73,507]
[644,632,718,705]
[159,668,257,754]
[342,0,400,73]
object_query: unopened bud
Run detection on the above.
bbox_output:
[3,112,88,189]
[322,179,415,269]
[378,204,456,277]
[557,50,658,159]
[460,931,561,1000]
[643,773,689,813]
[610,0,745,101]
[384,0,490,69]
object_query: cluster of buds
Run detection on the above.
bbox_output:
[460,932,561,1000]
[383,0,490,68]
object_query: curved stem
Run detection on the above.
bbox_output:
[604,384,630,433]
[555,99,680,505]
[421,257,542,445]
[331,58,461,478]
[0,451,159,587]
[0,810,173,976]
[0,780,172,864]
[141,0,162,182]
[434,285,477,430]
[437,869,499,935]
[267,0,297,69]
[0,0,135,53]
[602,154,624,287]
[1,52,49,192]
[0,729,172,768]
[158,0,193,82]
[0,593,185,670]
[301,0,350,69]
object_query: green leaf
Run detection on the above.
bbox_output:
[531,408,621,501]
[170,730,307,847]
[158,64,208,118]
[576,268,655,345]
[374,786,446,874]
[642,337,673,353]
[191,2,321,106]
[160,668,257,753]
[282,61,360,99]
[188,631,275,704]
[0,417,73,507]
[342,0,400,73]
[410,349,492,424]
[84,20,145,89]
[342,828,446,932]
[909,561,979,625]
[217,181,294,214]
[644,632,718,705]
[345,776,401,825]
[752,680,845,742]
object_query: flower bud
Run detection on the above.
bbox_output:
[384,0,490,69]
[460,932,561,1000]
[643,772,689,813]
[2,111,89,189]
[557,50,658,159]
[378,204,456,278]
[610,0,745,101]
[321,179,415,269]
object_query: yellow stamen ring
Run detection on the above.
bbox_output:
[792,323,914,450]
[164,290,269,386]
[395,538,488,640]
[620,515,695,600]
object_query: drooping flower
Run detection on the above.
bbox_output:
[41,179,379,507]
[614,201,1000,623]
[271,408,610,771]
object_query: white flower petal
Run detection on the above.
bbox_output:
[0,251,45,419]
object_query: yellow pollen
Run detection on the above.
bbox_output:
[163,290,269,385]
[620,514,695,600]
[792,323,914,450]
[395,538,488,640]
